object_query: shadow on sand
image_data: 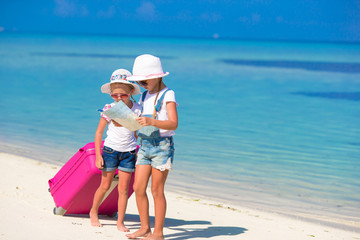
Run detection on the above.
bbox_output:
[125,214,247,240]
[64,213,247,239]
[165,226,247,240]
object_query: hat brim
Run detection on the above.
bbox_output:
[101,80,141,95]
[127,72,169,81]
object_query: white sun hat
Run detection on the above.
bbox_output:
[127,54,169,81]
[101,69,141,95]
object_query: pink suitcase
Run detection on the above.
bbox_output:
[48,142,135,216]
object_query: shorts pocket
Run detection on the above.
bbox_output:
[129,149,137,155]
[103,146,114,154]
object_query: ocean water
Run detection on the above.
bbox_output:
[0,33,359,229]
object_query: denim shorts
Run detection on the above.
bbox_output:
[136,137,175,171]
[102,146,136,172]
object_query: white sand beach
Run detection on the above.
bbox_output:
[0,152,359,240]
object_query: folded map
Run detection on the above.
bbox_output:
[101,101,142,131]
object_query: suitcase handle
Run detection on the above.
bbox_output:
[48,179,54,190]
[80,141,104,153]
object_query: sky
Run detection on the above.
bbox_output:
[0,0,359,42]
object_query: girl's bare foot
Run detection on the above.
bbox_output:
[89,209,102,227]
[117,222,130,232]
[126,228,151,239]
[143,234,164,240]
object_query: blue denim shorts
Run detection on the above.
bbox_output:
[136,137,174,171]
[102,146,136,172]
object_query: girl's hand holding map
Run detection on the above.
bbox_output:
[136,117,153,126]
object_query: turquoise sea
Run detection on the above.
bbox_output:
[0,33,359,230]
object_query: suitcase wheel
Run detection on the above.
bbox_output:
[53,206,66,215]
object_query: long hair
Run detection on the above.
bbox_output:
[153,77,163,119]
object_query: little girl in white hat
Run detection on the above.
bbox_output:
[90,69,141,231]
[126,54,178,240]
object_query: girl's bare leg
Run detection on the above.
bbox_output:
[116,170,132,232]
[143,168,169,240]
[90,171,116,227]
[126,164,152,239]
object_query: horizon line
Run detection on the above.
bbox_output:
[1,29,360,45]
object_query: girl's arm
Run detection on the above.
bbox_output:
[95,118,108,169]
[136,102,178,130]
